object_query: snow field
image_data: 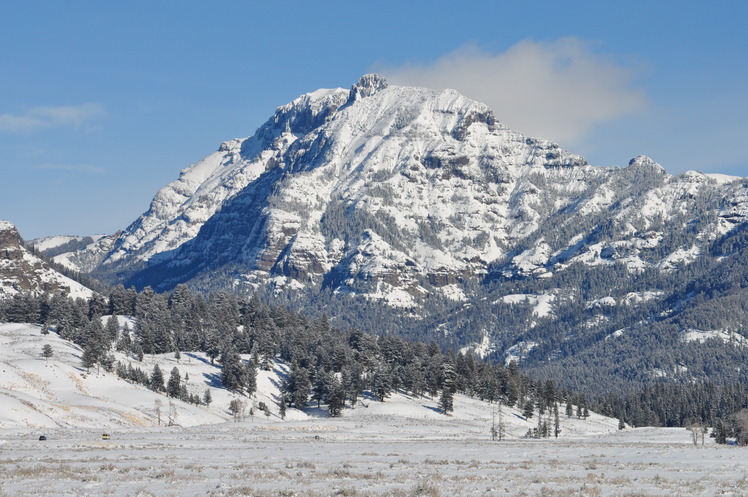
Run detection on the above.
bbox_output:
[2,323,747,495]
[1,425,746,497]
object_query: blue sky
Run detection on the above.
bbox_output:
[2,1,747,239]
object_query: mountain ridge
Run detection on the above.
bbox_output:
[0,220,94,300]
[28,75,748,394]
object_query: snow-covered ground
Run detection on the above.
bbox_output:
[1,423,745,496]
[2,322,747,496]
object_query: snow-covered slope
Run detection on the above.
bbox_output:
[74,75,747,302]
[40,75,748,388]
[0,322,619,437]
[31,233,116,273]
[89,75,596,291]
[0,221,94,300]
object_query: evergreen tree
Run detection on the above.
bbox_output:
[167,367,181,398]
[293,367,311,409]
[150,364,165,392]
[523,400,535,419]
[245,360,258,397]
[371,366,394,402]
[42,344,53,361]
[220,347,246,393]
[312,371,334,408]
[116,322,132,352]
[554,403,561,438]
[203,388,212,406]
[105,315,119,343]
[81,340,100,372]
[328,378,346,417]
[439,363,457,414]
[342,363,365,407]
[713,420,727,444]
[284,364,311,409]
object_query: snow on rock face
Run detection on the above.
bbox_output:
[103,75,601,297]
[57,75,748,310]
[0,221,94,300]
[500,293,555,317]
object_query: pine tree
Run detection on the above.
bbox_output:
[328,379,346,417]
[371,366,394,402]
[105,315,119,343]
[342,363,365,407]
[523,400,535,419]
[279,397,287,419]
[229,399,244,422]
[220,347,246,393]
[294,370,311,409]
[81,340,100,372]
[245,360,258,397]
[439,363,457,414]
[554,403,561,438]
[312,371,334,408]
[167,367,181,398]
[286,365,311,409]
[203,388,212,406]
[116,322,132,352]
[42,344,53,361]
[150,364,165,392]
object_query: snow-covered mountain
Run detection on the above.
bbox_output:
[84,75,595,294]
[75,76,747,300]
[0,221,94,300]
[44,75,748,390]
[31,233,116,273]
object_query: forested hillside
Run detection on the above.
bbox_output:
[4,285,748,431]
[0,286,585,428]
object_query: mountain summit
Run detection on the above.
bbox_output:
[0,221,93,299]
[41,76,748,393]
[92,75,597,297]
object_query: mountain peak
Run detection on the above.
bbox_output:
[0,220,15,232]
[348,73,388,102]
[0,220,94,299]
[628,155,665,172]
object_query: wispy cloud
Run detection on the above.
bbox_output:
[379,39,647,145]
[34,163,106,174]
[0,103,105,132]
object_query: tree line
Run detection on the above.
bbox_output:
[0,286,588,420]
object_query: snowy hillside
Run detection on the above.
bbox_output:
[0,322,619,439]
[31,233,116,273]
[0,221,94,300]
[0,324,733,497]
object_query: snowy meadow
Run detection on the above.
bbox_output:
[2,423,747,497]
[2,323,748,496]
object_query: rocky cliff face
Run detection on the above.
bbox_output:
[87,76,748,309]
[0,221,94,299]
[91,76,591,294]
[36,75,748,390]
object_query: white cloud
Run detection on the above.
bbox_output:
[379,39,647,145]
[0,103,104,132]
